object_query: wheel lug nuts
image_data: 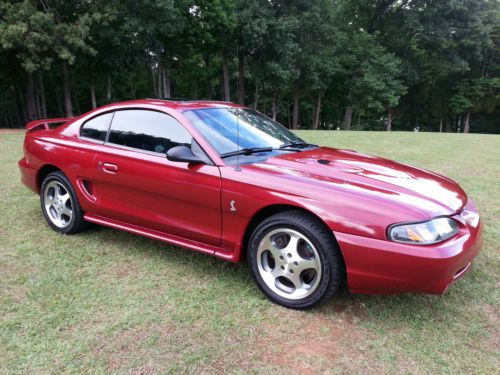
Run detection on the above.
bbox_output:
[280,265,285,270]
[287,253,292,258]
[279,255,284,260]
[290,269,294,274]
[294,261,299,266]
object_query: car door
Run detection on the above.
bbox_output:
[91,109,221,246]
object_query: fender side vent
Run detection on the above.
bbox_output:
[78,179,96,201]
[82,180,93,196]
[318,159,331,165]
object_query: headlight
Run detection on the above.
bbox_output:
[388,218,459,245]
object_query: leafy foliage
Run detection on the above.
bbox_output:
[0,0,498,132]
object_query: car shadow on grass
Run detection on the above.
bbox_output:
[75,224,486,327]
[78,224,253,285]
[20,200,482,332]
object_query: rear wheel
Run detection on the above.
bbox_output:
[40,171,88,234]
[248,211,344,309]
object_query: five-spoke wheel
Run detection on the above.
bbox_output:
[248,211,344,309]
[257,228,322,299]
[40,171,88,234]
[43,180,73,228]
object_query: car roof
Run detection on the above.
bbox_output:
[111,99,246,112]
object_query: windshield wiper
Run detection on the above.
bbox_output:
[220,146,302,159]
[220,147,274,159]
[280,141,318,149]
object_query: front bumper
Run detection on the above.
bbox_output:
[335,200,483,295]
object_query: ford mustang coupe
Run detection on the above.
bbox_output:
[19,99,483,309]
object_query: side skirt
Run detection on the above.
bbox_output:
[84,213,241,262]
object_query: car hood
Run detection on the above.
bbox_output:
[247,147,467,216]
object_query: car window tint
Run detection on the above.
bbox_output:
[108,110,192,154]
[81,112,113,141]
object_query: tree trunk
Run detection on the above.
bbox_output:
[343,105,353,130]
[74,92,81,116]
[25,74,37,121]
[17,84,27,125]
[221,50,230,102]
[13,87,22,127]
[204,55,214,99]
[253,83,259,109]
[90,79,97,109]
[193,80,198,99]
[2,106,9,128]
[106,75,112,102]
[238,53,245,105]
[287,100,291,128]
[313,91,322,130]
[444,117,452,132]
[439,118,443,133]
[2,103,9,127]
[292,84,300,129]
[151,66,157,97]
[35,76,42,119]
[57,90,64,117]
[157,65,163,98]
[312,102,316,129]
[220,75,225,100]
[444,118,451,132]
[463,112,470,133]
[162,67,171,98]
[386,108,393,131]
[271,93,277,121]
[61,62,74,117]
[8,105,15,128]
[38,71,47,118]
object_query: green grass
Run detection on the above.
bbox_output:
[1,130,499,374]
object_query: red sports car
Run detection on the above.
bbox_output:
[19,99,483,309]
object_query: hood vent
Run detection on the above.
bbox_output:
[317,159,331,165]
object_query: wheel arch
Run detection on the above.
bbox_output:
[37,164,62,192]
[241,204,346,275]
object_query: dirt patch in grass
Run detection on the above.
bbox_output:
[257,300,392,374]
[483,304,500,351]
[128,364,158,375]
[114,261,140,279]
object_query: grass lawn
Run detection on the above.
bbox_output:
[1,130,499,374]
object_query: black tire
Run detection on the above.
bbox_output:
[40,171,89,234]
[247,210,344,309]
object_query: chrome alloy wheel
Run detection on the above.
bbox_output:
[43,181,73,228]
[256,228,322,300]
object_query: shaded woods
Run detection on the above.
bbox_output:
[0,0,498,132]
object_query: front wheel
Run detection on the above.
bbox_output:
[248,211,344,309]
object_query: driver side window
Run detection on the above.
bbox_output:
[107,109,192,154]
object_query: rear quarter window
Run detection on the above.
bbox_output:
[80,112,114,141]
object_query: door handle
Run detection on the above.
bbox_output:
[102,162,118,174]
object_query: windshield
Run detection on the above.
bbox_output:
[183,108,305,156]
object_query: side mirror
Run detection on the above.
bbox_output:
[166,145,205,164]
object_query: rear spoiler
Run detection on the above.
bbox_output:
[26,118,71,131]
